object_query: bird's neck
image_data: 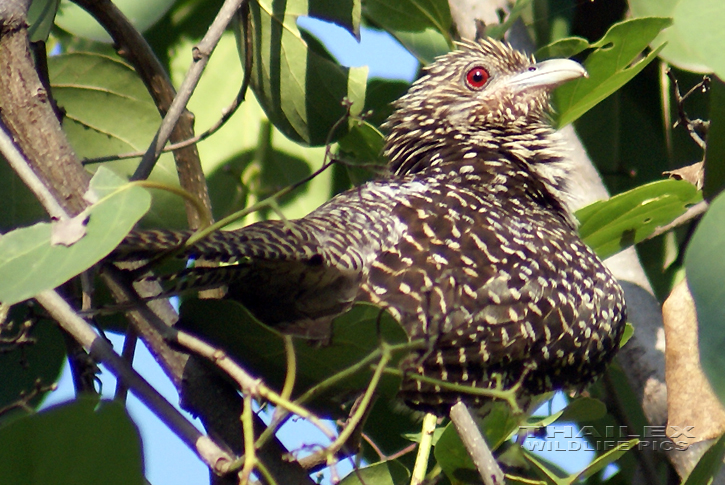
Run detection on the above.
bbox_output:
[384,121,576,225]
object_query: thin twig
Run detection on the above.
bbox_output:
[449,401,504,485]
[381,368,522,413]
[666,69,710,151]
[34,289,234,474]
[135,0,246,180]
[271,336,297,425]
[173,327,337,443]
[240,394,257,484]
[0,380,57,417]
[302,344,392,468]
[114,326,137,403]
[411,413,438,485]
[0,121,68,220]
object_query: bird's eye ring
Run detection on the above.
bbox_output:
[465,66,489,89]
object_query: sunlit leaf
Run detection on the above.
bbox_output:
[239,0,367,146]
[554,17,672,127]
[575,179,702,260]
[555,397,607,424]
[673,0,725,79]
[620,322,635,348]
[363,0,451,36]
[0,168,150,305]
[576,438,638,480]
[49,52,184,228]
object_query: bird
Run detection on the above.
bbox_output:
[110,38,627,415]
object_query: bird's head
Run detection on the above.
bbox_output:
[384,38,587,178]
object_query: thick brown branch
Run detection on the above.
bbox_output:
[0,0,90,216]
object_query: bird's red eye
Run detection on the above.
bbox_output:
[465,67,489,89]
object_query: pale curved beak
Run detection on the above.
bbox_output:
[507,58,588,90]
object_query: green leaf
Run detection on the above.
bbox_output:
[535,37,589,60]
[704,79,725,199]
[0,167,150,305]
[363,0,452,37]
[0,310,65,413]
[576,438,638,480]
[630,0,721,74]
[339,460,410,485]
[239,0,367,146]
[673,0,725,79]
[49,52,185,228]
[389,28,449,65]
[168,34,333,224]
[619,322,635,348]
[0,399,144,485]
[434,422,480,485]
[554,17,672,127]
[682,432,725,485]
[520,438,636,484]
[27,0,60,42]
[178,300,407,414]
[686,192,725,406]
[575,179,702,260]
[556,397,607,424]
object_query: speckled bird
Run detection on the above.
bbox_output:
[112,38,627,414]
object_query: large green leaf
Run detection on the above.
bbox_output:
[0,399,144,485]
[0,168,150,305]
[49,52,185,228]
[673,0,725,79]
[686,192,725,406]
[553,17,672,127]
[630,0,725,76]
[575,179,702,259]
[179,300,406,414]
[239,0,367,146]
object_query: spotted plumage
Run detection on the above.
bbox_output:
[111,38,626,414]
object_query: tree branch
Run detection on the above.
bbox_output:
[70,0,213,230]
